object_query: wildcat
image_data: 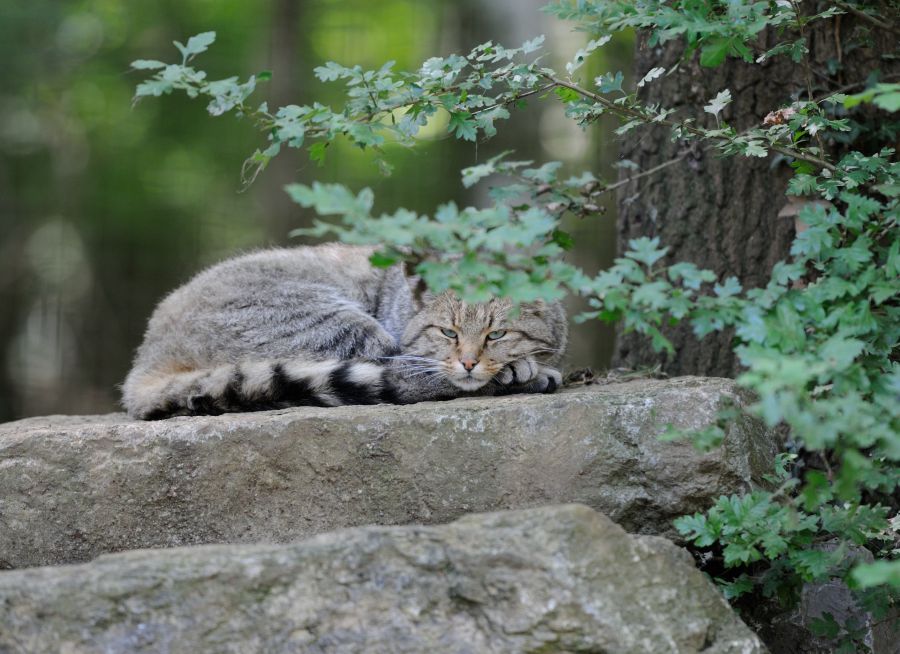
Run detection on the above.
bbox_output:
[122,243,567,420]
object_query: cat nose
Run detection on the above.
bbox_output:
[460,356,478,371]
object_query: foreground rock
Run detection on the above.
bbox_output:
[0,504,766,654]
[0,376,778,568]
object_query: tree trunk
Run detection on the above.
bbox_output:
[612,7,898,378]
[260,0,305,238]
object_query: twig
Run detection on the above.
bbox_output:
[790,0,827,152]
[543,74,838,172]
[813,73,900,104]
[820,451,834,482]
[600,154,688,195]
[833,0,900,36]
[470,82,557,117]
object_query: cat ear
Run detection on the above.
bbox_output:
[407,274,432,308]
[520,299,546,317]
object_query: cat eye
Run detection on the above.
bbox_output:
[440,327,458,339]
[486,330,507,340]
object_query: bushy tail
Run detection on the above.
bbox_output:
[123,358,394,420]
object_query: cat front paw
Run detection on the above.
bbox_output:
[495,358,562,394]
[495,357,539,386]
[526,364,562,393]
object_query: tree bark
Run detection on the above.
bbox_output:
[260,0,305,237]
[612,7,898,378]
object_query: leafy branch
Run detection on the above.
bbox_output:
[132,27,846,192]
[543,74,838,172]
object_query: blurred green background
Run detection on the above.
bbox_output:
[0,0,633,421]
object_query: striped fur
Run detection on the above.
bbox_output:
[125,359,389,420]
[123,244,567,420]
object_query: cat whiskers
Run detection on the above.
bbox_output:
[523,347,563,358]
[399,366,446,380]
[379,355,442,367]
[404,369,445,379]
[379,355,445,379]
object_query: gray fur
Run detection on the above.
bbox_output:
[122,244,567,419]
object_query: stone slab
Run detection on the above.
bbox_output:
[0,504,767,653]
[0,376,778,568]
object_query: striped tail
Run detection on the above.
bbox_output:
[123,358,395,420]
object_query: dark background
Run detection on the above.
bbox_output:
[0,0,633,421]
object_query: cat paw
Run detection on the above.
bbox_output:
[495,357,540,386]
[525,365,562,393]
[495,359,561,394]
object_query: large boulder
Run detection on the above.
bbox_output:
[0,504,767,654]
[0,376,778,568]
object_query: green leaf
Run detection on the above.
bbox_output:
[724,542,762,566]
[852,560,900,588]
[714,276,742,298]
[554,86,581,103]
[809,613,841,638]
[791,549,835,580]
[522,161,562,184]
[566,36,611,74]
[736,306,767,343]
[787,173,819,196]
[637,66,665,88]
[552,229,574,250]
[760,531,788,558]
[461,154,506,189]
[819,336,864,370]
[134,79,174,98]
[704,89,732,117]
[314,61,354,82]
[700,38,731,68]
[626,237,668,267]
[308,142,328,166]
[845,83,900,112]
[448,111,477,142]
[131,59,166,70]
[461,166,493,189]
[174,31,216,61]
[669,262,716,290]
[521,35,545,53]
[633,280,671,309]
[720,575,755,600]
[874,92,900,112]
[744,141,768,158]
[369,251,397,268]
[595,71,624,94]
[674,513,718,547]
[284,182,373,218]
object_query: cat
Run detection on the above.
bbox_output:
[122,243,567,420]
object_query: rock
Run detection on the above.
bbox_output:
[0,504,767,654]
[0,376,778,568]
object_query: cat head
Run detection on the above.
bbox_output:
[399,292,566,391]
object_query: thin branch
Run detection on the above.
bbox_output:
[543,74,838,172]
[791,0,828,153]
[600,154,688,195]
[813,73,900,104]
[470,82,557,116]
[833,0,900,36]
